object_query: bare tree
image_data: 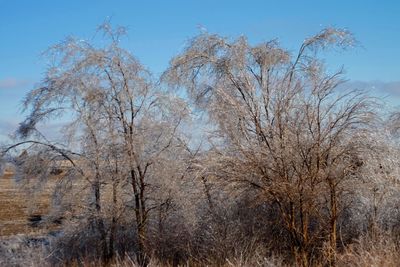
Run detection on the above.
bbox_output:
[1,23,188,265]
[164,28,374,266]
[356,118,400,235]
[3,23,398,267]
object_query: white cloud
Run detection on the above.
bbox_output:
[0,78,30,90]
[340,80,400,97]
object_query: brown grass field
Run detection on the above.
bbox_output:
[0,171,53,236]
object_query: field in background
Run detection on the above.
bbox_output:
[0,171,52,236]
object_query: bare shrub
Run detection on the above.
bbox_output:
[337,231,400,267]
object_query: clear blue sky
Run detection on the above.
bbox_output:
[1,0,400,139]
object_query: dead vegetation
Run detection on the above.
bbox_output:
[0,171,55,236]
[2,24,400,267]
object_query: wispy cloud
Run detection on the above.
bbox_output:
[341,80,400,97]
[0,78,31,90]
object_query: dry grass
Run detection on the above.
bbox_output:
[337,232,400,267]
[0,171,53,236]
[2,169,400,266]
[44,253,287,267]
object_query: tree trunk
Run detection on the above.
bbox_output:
[300,248,309,267]
[93,179,108,262]
[131,169,148,267]
[329,186,337,267]
[107,175,118,260]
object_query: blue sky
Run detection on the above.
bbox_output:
[0,0,400,140]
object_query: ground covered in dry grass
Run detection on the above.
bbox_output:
[0,171,54,236]
[1,171,400,267]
